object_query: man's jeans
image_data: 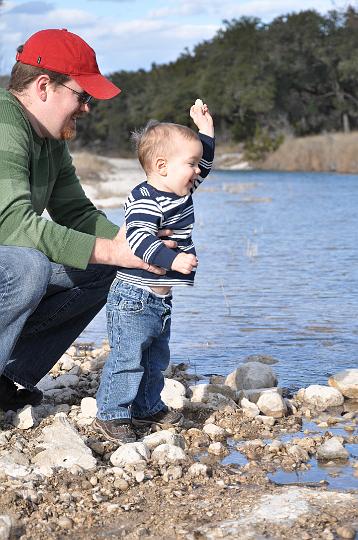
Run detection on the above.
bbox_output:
[0,246,116,390]
[96,280,172,421]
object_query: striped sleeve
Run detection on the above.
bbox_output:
[125,194,177,270]
[190,132,215,192]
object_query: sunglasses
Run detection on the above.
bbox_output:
[58,82,93,105]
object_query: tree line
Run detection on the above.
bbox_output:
[2,6,358,156]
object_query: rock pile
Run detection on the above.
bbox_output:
[0,345,356,539]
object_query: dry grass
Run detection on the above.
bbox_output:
[72,152,114,183]
[259,132,358,173]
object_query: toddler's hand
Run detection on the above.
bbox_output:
[190,100,214,138]
[171,253,198,275]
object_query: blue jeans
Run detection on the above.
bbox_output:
[0,246,116,390]
[96,280,172,421]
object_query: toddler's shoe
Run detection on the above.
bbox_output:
[93,418,136,444]
[132,408,183,427]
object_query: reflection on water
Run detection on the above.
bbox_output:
[80,169,358,391]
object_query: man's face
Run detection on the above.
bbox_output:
[46,79,91,140]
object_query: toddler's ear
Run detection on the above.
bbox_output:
[156,157,167,176]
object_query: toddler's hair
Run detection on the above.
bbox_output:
[131,120,199,174]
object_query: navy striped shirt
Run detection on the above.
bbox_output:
[117,133,215,287]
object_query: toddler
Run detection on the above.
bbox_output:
[94,102,214,443]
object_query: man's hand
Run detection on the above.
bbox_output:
[190,101,214,138]
[171,252,198,275]
[89,226,177,275]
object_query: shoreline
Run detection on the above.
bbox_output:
[0,346,357,539]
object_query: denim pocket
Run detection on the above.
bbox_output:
[120,299,144,313]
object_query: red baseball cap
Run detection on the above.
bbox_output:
[16,29,121,100]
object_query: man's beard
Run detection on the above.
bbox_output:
[60,126,76,141]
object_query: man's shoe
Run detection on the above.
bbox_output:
[93,418,137,444]
[0,375,43,412]
[132,408,183,427]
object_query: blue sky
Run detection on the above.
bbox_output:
[0,0,344,75]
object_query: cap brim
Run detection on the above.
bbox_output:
[72,73,121,100]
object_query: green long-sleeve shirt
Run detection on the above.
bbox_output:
[0,88,119,269]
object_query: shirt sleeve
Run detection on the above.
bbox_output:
[0,99,118,270]
[125,195,177,270]
[191,132,215,192]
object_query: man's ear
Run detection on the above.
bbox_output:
[155,157,167,176]
[35,75,51,102]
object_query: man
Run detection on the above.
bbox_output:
[0,28,167,412]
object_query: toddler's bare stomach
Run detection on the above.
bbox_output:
[150,285,172,295]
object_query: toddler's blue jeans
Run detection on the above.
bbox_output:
[96,279,172,420]
[0,246,116,390]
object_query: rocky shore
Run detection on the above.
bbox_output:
[0,346,357,540]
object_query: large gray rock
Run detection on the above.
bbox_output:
[316,437,349,461]
[225,362,277,391]
[257,392,287,418]
[32,414,96,470]
[302,385,344,411]
[328,369,358,399]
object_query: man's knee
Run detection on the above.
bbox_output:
[0,247,52,306]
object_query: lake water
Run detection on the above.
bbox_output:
[80,170,358,392]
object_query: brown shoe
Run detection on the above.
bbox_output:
[93,418,136,444]
[132,408,183,427]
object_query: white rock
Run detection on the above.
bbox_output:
[303,385,344,411]
[162,465,183,481]
[13,405,36,429]
[225,362,277,391]
[316,437,349,461]
[110,443,150,468]
[190,383,237,402]
[257,392,287,418]
[151,444,187,464]
[255,415,276,426]
[328,369,358,399]
[0,515,12,540]
[202,423,228,441]
[0,450,32,478]
[80,397,97,418]
[208,442,227,455]
[32,414,97,470]
[241,398,260,417]
[142,430,185,450]
[58,353,76,371]
[188,463,209,477]
[161,378,188,409]
[237,387,283,404]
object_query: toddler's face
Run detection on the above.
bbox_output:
[164,137,203,197]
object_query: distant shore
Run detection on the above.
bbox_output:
[73,131,358,208]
